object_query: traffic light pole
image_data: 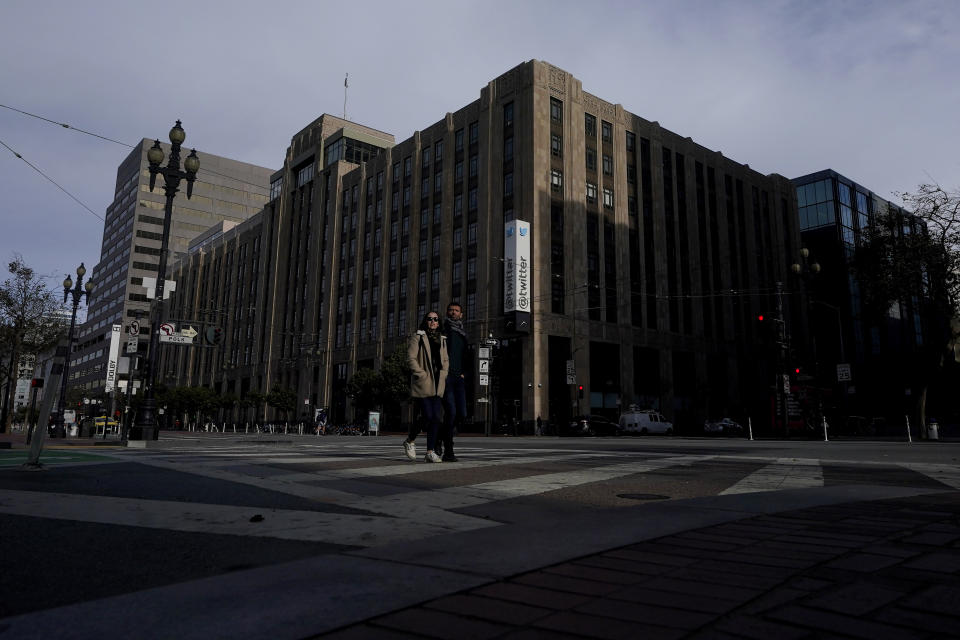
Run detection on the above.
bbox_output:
[775,281,789,437]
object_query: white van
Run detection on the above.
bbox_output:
[619,410,673,435]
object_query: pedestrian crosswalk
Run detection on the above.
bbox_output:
[1,439,957,548]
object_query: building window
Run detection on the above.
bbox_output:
[452,260,462,283]
[504,102,514,128]
[454,227,463,249]
[467,256,477,281]
[626,131,636,152]
[434,170,442,193]
[404,156,412,178]
[422,147,431,169]
[455,129,464,152]
[601,121,612,142]
[586,148,596,171]
[469,122,479,145]
[550,98,562,123]
[551,169,563,192]
[455,160,463,183]
[586,182,598,204]
[504,172,513,197]
[468,222,478,245]
[469,155,478,178]
[504,137,514,161]
[433,202,442,225]
[603,187,614,209]
[468,188,478,211]
[602,154,613,176]
[435,140,443,164]
[421,177,430,197]
[585,113,596,137]
[454,193,463,216]
[551,134,562,157]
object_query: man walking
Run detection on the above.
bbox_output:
[440,302,467,462]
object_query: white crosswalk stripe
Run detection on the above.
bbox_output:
[4,444,956,548]
[720,457,824,494]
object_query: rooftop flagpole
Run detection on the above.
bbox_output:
[343,73,349,120]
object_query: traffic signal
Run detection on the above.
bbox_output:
[204,326,223,345]
[757,314,764,322]
[578,385,584,399]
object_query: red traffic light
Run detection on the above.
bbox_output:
[794,367,800,374]
[758,314,764,322]
[578,385,583,391]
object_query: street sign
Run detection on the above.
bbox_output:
[128,320,140,336]
[126,338,139,354]
[478,359,489,373]
[181,325,198,338]
[478,347,490,359]
[159,322,176,336]
[479,374,489,386]
[837,363,852,382]
[566,359,576,385]
[159,334,194,344]
[783,375,791,394]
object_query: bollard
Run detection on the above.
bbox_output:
[906,415,912,443]
[822,415,829,442]
[747,417,754,441]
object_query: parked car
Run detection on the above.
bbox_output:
[704,417,744,436]
[619,410,673,435]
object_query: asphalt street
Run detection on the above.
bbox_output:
[0,432,957,639]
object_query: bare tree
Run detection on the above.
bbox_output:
[0,255,64,432]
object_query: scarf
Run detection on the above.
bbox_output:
[445,317,466,338]
[425,326,442,345]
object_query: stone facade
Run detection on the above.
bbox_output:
[164,61,803,434]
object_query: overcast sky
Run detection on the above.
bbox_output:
[2,0,957,293]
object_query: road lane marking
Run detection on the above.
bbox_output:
[720,458,824,495]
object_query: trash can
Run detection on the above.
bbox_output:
[927,421,940,441]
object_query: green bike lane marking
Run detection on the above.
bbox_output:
[0,450,118,468]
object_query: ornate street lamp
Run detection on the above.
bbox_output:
[55,263,93,438]
[131,121,199,441]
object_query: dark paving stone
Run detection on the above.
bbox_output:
[574,598,716,629]
[471,582,593,611]
[543,563,645,585]
[766,604,925,639]
[533,610,683,640]
[373,608,511,639]
[825,552,904,572]
[803,581,906,615]
[425,594,551,626]
[513,572,622,597]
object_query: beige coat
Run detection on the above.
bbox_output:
[407,330,449,398]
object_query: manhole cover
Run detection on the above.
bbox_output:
[617,493,670,501]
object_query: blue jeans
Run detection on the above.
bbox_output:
[410,396,443,451]
[442,375,467,451]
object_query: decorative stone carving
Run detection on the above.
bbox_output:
[548,65,566,95]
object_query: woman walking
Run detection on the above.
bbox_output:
[404,311,449,462]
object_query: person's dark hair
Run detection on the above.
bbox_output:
[419,311,442,331]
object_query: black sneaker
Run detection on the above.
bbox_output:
[441,454,458,462]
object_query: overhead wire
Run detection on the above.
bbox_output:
[1,103,274,195]
[0,137,104,221]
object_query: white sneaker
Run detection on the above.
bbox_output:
[403,439,416,460]
[424,451,442,463]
